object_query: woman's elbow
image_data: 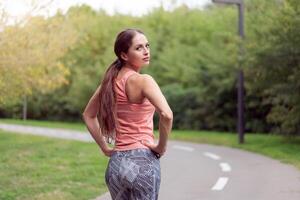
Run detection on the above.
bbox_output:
[82,109,95,117]
[161,110,173,122]
[82,112,93,122]
[82,112,88,122]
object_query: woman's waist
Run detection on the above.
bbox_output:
[113,143,149,151]
[114,133,154,151]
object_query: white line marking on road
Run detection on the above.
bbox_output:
[220,162,231,172]
[211,177,229,191]
[173,145,194,152]
[203,152,221,160]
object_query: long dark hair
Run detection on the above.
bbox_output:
[97,28,144,141]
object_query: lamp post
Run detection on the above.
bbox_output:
[212,0,245,144]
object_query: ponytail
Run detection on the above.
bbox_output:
[97,28,143,142]
[97,59,122,141]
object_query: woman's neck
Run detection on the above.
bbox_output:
[123,64,141,73]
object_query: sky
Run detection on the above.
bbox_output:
[1,0,211,24]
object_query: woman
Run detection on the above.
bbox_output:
[82,28,173,200]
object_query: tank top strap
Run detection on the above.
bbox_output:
[121,69,138,86]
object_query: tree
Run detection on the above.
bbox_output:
[246,0,300,135]
[0,13,77,119]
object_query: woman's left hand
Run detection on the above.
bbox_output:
[141,140,166,158]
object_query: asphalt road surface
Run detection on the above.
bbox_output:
[98,141,300,200]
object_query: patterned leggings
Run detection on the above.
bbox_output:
[105,148,161,200]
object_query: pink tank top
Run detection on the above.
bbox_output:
[114,68,155,151]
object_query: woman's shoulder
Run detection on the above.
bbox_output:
[126,73,158,94]
[128,73,156,85]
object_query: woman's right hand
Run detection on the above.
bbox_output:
[102,146,114,157]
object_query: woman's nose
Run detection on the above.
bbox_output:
[143,48,149,55]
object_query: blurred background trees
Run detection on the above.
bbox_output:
[0,0,299,136]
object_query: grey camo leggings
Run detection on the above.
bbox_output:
[105,148,161,200]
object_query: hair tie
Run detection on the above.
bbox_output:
[116,58,122,68]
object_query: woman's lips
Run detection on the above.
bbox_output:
[143,57,150,61]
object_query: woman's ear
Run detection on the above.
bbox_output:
[120,52,128,62]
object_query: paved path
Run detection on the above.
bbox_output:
[0,123,93,141]
[1,123,300,200]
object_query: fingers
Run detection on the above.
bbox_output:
[152,150,161,159]
[140,140,155,149]
[102,147,114,157]
[141,140,166,157]
[106,150,114,157]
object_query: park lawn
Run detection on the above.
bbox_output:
[1,118,299,169]
[0,130,109,200]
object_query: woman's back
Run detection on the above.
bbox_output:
[114,68,155,151]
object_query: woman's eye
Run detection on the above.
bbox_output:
[136,44,150,51]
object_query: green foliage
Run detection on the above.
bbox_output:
[1,1,299,135]
[246,0,300,135]
[0,14,77,106]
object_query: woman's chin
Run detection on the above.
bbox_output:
[143,61,150,65]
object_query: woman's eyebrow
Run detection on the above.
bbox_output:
[134,42,149,47]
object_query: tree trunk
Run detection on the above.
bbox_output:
[23,95,27,121]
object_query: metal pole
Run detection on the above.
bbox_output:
[212,0,245,144]
[237,2,244,144]
[238,3,244,38]
[238,69,244,143]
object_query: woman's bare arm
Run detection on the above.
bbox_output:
[82,85,113,157]
[140,74,173,156]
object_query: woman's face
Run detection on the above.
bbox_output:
[122,33,150,69]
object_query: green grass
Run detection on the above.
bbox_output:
[0,130,109,200]
[0,119,299,199]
